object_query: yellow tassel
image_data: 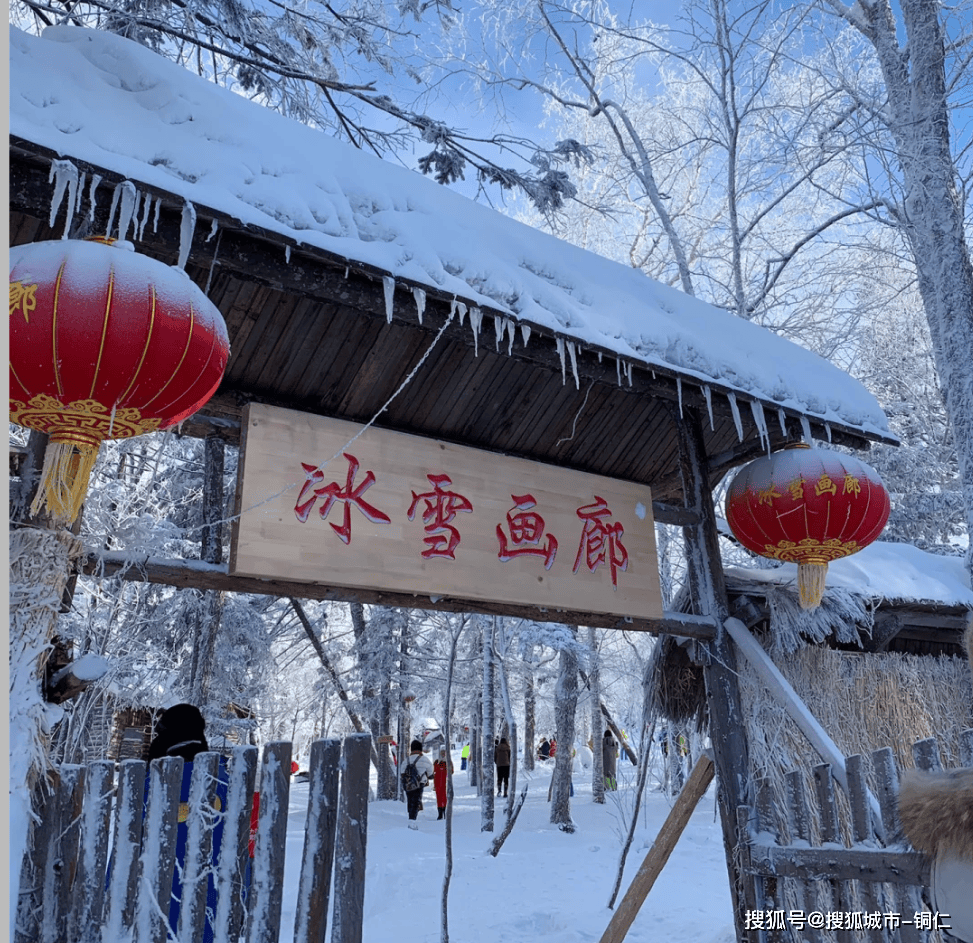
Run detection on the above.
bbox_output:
[29,439,100,525]
[797,562,828,610]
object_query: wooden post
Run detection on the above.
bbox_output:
[214,745,259,943]
[103,760,148,942]
[133,757,184,943]
[293,738,342,943]
[675,409,759,935]
[247,742,292,943]
[190,434,226,704]
[331,733,371,943]
[598,754,715,943]
[177,752,222,943]
[70,760,115,943]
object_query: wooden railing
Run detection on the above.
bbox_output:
[740,729,973,943]
[16,734,371,943]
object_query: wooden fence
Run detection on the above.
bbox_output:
[15,733,372,943]
[741,728,973,943]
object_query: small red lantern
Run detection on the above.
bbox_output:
[9,237,229,523]
[725,444,890,609]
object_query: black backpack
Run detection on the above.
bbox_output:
[401,756,425,791]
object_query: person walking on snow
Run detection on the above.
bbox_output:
[602,729,619,791]
[433,746,451,819]
[402,740,434,829]
[494,736,511,797]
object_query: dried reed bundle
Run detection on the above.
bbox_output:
[740,646,973,847]
[763,584,871,655]
[645,635,706,728]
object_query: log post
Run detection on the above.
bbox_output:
[675,409,759,938]
[190,434,226,704]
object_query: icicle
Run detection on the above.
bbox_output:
[824,423,832,443]
[116,181,139,241]
[344,267,349,279]
[76,173,86,216]
[567,341,579,388]
[48,160,80,238]
[506,320,515,355]
[750,400,770,453]
[108,403,117,438]
[727,392,744,442]
[177,200,197,270]
[616,357,622,387]
[778,407,788,435]
[556,337,567,385]
[137,192,152,241]
[493,314,504,350]
[800,415,812,443]
[152,197,161,233]
[285,245,291,263]
[676,377,684,418]
[381,276,395,324]
[625,362,633,386]
[469,307,482,357]
[597,351,603,363]
[703,385,715,430]
[105,184,121,242]
[206,218,219,243]
[87,175,102,222]
[412,287,426,325]
[520,324,531,347]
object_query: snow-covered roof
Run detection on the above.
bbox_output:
[725,542,973,610]
[10,25,893,441]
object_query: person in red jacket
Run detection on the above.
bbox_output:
[432,746,452,819]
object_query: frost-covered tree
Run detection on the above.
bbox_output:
[11,0,593,211]
[808,0,973,572]
[549,625,579,831]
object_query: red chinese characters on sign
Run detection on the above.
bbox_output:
[496,494,558,569]
[573,496,628,588]
[407,474,473,559]
[294,453,391,544]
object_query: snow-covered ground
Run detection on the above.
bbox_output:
[278,749,734,942]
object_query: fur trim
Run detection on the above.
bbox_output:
[899,768,973,862]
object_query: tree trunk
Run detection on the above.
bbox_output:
[480,616,495,831]
[827,0,973,579]
[523,672,536,773]
[550,627,579,831]
[589,627,605,804]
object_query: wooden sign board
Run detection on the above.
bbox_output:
[230,404,663,622]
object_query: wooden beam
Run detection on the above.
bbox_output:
[78,552,718,639]
[598,754,715,943]
[747,842,928,885]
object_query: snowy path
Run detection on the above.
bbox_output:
[277,753,734,942]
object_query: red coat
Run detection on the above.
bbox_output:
[433,759,449,807]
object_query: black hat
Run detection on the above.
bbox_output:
[148,703,208,761]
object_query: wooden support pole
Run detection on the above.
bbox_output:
[598,754,715,943]
[675,409,759,937]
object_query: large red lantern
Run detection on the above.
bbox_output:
[725,444,890,609]
[10,237,229,523]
